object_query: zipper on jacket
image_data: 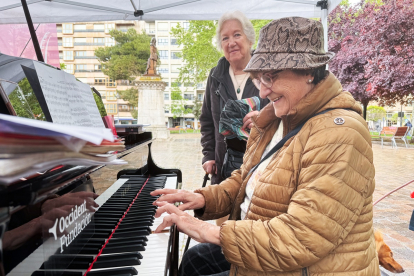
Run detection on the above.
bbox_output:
[302,267,309,276]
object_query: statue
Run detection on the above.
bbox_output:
[144,37,158,75]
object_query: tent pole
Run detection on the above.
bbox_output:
[321,8,328,52]
[21,0,44,62]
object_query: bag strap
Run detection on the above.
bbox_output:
[247,108,349,176]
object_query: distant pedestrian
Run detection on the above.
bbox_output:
[404,119,412,131]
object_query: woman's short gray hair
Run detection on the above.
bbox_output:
[216,11,255,52]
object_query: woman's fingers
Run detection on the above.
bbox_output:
[242,119,252,130]
[150,188,179,197]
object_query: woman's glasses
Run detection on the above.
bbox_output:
[252,70,281,90]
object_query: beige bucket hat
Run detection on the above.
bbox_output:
[244,17,334,72]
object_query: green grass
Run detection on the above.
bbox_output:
[170,129,200,134]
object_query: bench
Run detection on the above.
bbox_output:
[380,126,409,148]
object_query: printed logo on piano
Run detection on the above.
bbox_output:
[48,200,92,253]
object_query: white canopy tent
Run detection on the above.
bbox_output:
[0,0,340,59]
[0,0,339,23]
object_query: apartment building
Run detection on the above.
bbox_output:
[145,21,205,128]
[57,21,145,124]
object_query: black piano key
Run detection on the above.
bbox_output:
[93,253,142,268]
[101,244,146,254]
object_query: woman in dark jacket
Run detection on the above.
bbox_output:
[200,11,268,185]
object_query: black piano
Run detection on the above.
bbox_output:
[0,53,181,276]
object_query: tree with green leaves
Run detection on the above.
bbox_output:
[95,29,152,81]
[93,92,107,117]
[192,96,203,129]
[170,20,271,87]
[170,84,191,119]
[367,106,386,121]
[116,87,139,119]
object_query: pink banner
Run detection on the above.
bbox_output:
[0,23,60,68]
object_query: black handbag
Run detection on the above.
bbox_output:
[221,148,244,179]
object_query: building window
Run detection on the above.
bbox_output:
[157,22,169,32]
[171,38,178,45]
[74,37,87,45]
[94,64,102,71]
[184,94,194,100]
[95,78,106,85]
[183,22,190,30]
[63,37,73,47]
[158,37,168,46]
[172,79,181,87]
[62,23,73,34]
[197,93,203,101]
[94,24,104,31]
[106,91,117,100]
[105,104,117,114]
[159,50,168,60]
[75,51,87,57]
[171,64,181,73]
[105,23,115,33]
[164,93,169,100]
[93,38,105,45]
[74,24,86,31]
[171,51,181,59]
[64,64,74,74]
[106,78,116,87]
[63,51,74,61]
[145,23,155,34]
[119,104,129,111]
[184,82,194,87]
[105,37,115,46]
[75,64,87,72]
[158,66,169,73]
[59,51,63,59]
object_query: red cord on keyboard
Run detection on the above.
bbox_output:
[84,176,151,275]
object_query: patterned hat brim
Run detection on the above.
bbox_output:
[244,51,335,72]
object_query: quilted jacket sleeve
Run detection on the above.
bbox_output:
[194,168,243,220]
[200,69,216,164]
[220,115,375,272]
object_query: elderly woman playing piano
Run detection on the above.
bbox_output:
[151,17,380,276]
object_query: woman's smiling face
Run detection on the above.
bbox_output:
[220,19,252,65]
[258,70,314,118]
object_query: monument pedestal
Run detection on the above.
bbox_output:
[136,76,169,139]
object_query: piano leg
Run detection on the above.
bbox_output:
[0,207,9,276]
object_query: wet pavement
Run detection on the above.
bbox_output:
[149,134,414,275]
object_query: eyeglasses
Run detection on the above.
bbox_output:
[252,70,282,90]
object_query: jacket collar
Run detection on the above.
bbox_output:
[253,72,363,133]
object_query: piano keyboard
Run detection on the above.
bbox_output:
[8,174,178,276]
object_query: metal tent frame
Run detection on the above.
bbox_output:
[0,0,334,62]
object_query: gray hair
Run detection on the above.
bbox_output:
[216,11,255,52]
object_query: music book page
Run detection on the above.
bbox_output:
[33,62,73,125]
[75,81,105,128]
[33,62,104,128]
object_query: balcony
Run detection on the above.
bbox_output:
[117,80,133,85]
[75,29,105,32]
[74,43,105,46]
[74,56,98,59]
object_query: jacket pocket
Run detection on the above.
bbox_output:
[302,267,309,276]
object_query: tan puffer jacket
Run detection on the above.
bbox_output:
[194,72,380,276]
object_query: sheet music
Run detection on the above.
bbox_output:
[33,62,72,125]
[33,62,104,128]
[75,81,105,128]
[64,73,94,127]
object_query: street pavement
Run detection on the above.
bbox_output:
[151,133,414,275]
